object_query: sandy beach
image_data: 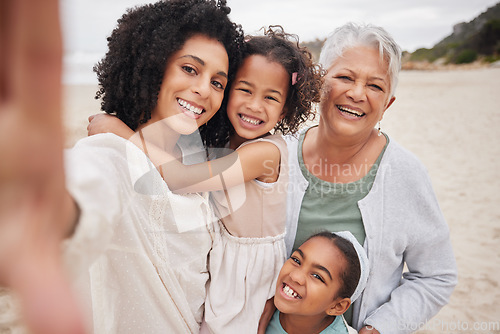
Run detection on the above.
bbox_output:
[383,68,500,333]
[62,67,500,332]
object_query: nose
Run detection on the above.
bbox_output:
[289,267,305,285]
[346,82,366,102]
[247,96,264,113]
[192,76,211,98]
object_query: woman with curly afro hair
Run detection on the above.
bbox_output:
[0,1,245,333]
[88,25,324,333]
[93,0,244,146]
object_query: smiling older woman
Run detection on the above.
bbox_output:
[285,23,457,334]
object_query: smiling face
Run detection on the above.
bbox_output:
[147,34,229,134]
[227,55,289,145]
[274,236,350,323]
[319,45,395,139]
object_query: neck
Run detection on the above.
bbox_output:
[280,312,335,334]
[228,133,246,150]
[313,125,379,165]
[303,125,386,183]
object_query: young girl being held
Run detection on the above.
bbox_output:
[267,231,369,334]
[88,26,323,333]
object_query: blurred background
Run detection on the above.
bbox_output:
[60,0,500,84]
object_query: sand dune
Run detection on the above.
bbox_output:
[62,67,500,332]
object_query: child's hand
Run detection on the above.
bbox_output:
[87,113,134,139]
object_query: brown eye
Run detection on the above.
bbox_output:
[312,273,325,283]
[265,95,279,102]
[212,80,224,90]
[237,88,251,94]
[182,65,197,75]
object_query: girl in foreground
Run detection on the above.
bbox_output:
[267,231,369,334]
[88,26,323,333]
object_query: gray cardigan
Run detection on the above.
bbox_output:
[285,133,457,334]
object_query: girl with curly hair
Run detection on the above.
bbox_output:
[0,0,245,333]
[89,26,323,333]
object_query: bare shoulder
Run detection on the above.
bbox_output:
[238,140,281,162]
[237,141,281,182]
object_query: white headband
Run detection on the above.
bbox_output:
[333,231,369,303]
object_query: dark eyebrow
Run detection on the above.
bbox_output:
[268,89,283,96]
[180,55,228,79]
[181,54,205,65]
[296,248,333,281]
[238,80,255,87]
[315,264,333,281]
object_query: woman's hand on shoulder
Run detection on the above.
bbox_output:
[87,113,133,139]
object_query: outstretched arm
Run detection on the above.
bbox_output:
[88,114,281,193]
[0,0,84,333]
[165,140,281,193]
[132,130,281,193]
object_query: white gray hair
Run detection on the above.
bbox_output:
[319,22,402,98]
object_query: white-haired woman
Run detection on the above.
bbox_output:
[285,23,457,334]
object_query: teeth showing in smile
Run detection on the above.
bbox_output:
[283,284,301,299]
[240,114,262,126]
[178,98,203,115]
[337,105,364,117]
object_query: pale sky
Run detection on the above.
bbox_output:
[60,0,499,83]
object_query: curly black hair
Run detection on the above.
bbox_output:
[94,0,244,146]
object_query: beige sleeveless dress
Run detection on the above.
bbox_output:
[204,134,288,334]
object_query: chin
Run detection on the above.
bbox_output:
[171,117,203,135]
[273,297,293,315]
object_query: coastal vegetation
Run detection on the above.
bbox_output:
[409,2,500,65]
[302,2,500,68]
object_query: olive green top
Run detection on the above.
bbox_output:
[292,127,389,324]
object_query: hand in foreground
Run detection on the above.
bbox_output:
[0,0,85,333]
